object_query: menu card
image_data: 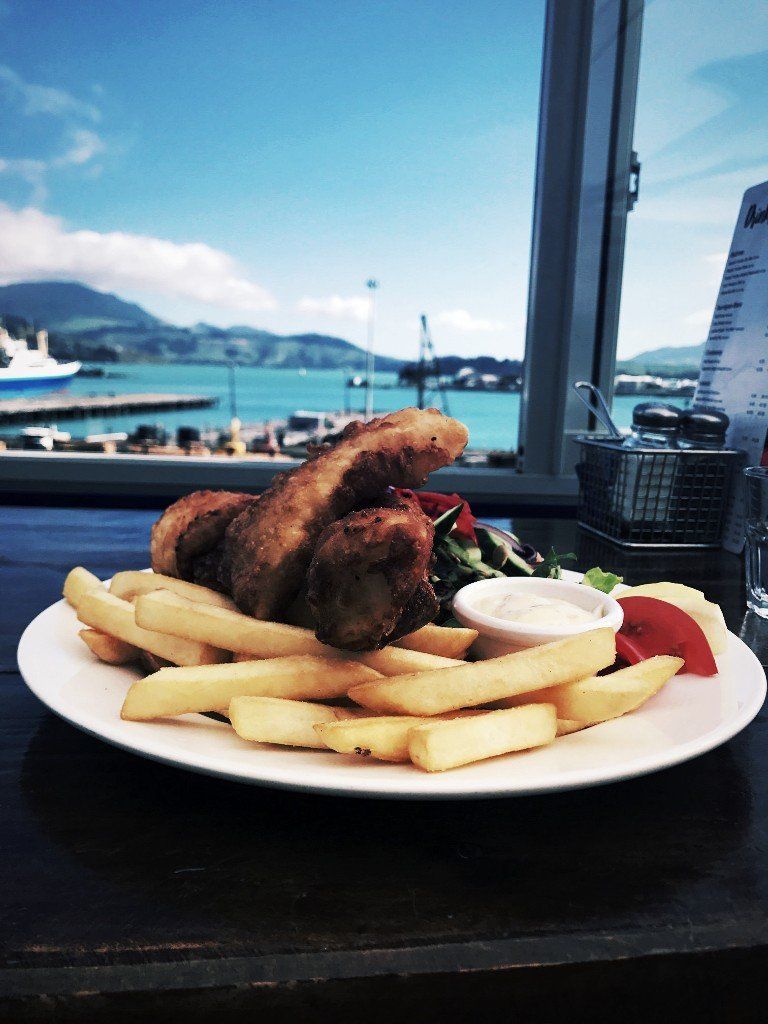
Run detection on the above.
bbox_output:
[694,179,768,552]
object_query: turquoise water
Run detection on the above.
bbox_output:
[2,362,691,450]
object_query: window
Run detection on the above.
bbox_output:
[616,0,768,419]
[3,0,711,508]
[0,0,546,504]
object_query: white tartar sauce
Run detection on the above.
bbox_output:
[475,592,601,627]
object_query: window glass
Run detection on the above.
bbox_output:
[615,0,768,425]
[0,1,544,465]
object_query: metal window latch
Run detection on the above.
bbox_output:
[627,150,641,210]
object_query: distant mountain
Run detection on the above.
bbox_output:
[0,281,402,371]
[618,343,705,375]
[2,280,705,378]
[10,278,708,378]
[0,281,161,333]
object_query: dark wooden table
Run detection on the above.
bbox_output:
[2,505,767,1023]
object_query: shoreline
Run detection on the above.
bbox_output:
[0,363,693,455]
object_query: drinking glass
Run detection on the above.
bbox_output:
[744,467,768,617]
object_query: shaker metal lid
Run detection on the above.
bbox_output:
[681,407,730,441]
[631,402,683,429]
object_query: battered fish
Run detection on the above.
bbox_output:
[223,407,468,618]
[150,490,256,590]
[307,499,438,651]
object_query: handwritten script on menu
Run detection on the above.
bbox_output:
[695,180,768,552]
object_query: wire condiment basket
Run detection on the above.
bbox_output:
[575,436,741,548]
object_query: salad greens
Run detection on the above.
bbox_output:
[431,503,575,623]
[430,502,623,623]
[582,566,624,594]
[531,547,576,579]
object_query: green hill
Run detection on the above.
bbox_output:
[1,281,708,376]
[0,281,161,333]
[618,343,704,375]
[0,281,401,371]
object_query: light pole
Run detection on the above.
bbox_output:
[227,361,238,421]
[365,278,378,420]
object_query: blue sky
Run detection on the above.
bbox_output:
[618,0,768,356]
[0,0,766,360]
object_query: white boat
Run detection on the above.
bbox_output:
[18,425,71,451]
[279,410,360,453]
[0,327,80,392]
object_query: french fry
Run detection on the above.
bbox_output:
[63,566,102,608]
[316,715,433,762]
[134,589,321,657]
[139,650,173,674]
[79,628,141,665]
[233,646,460,675]
[79,589,227,667]
[408,704,557,772]
[556,718,586,736]
[136,590,462,675]
[500,655,683,725]
[233,646,459,675]
[395,623,478,660]
[355,646,461,676]
[349,628,617,716]
[121,656,382,721]
[109,570,238,610]
[315,711,483,762]
[229,696,364,748]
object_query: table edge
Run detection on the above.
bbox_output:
[3,921,768,999]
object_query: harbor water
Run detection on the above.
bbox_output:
[0,363,692,450]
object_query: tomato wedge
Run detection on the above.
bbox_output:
[616,596,718,676]
[614,631,648,666]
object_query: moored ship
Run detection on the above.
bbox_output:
[0,326,80,392]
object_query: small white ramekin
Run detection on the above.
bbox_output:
[452,576,624,659]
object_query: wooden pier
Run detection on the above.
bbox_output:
[0,392,218,424]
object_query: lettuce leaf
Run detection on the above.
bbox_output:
[583,566,623,593]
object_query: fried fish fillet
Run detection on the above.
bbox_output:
[307,499,438,651]
[224,408,468,619]
[150,490,256,590]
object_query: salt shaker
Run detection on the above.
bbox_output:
[677,408,730,450]
[622,403,683,523]
[671,408,732,529]
[623,403,683,449]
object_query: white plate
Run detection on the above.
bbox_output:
[18,581,766,800]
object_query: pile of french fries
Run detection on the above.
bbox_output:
[63,566,683,773]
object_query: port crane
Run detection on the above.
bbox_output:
[415,314,451,415]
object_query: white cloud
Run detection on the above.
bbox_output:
[0,63,106,201]
[0,157,47,203]
[54,128,105,167]
[0,63,100,121]
[0,204,277,313]
[436,308,505,333]
[297,294,369,321]
[0,129,106,203]
[683,307,714,327]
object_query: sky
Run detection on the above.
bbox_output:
[0,0,766,360]
[618,0,768,356]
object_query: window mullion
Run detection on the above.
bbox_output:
[518,0,644,477]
